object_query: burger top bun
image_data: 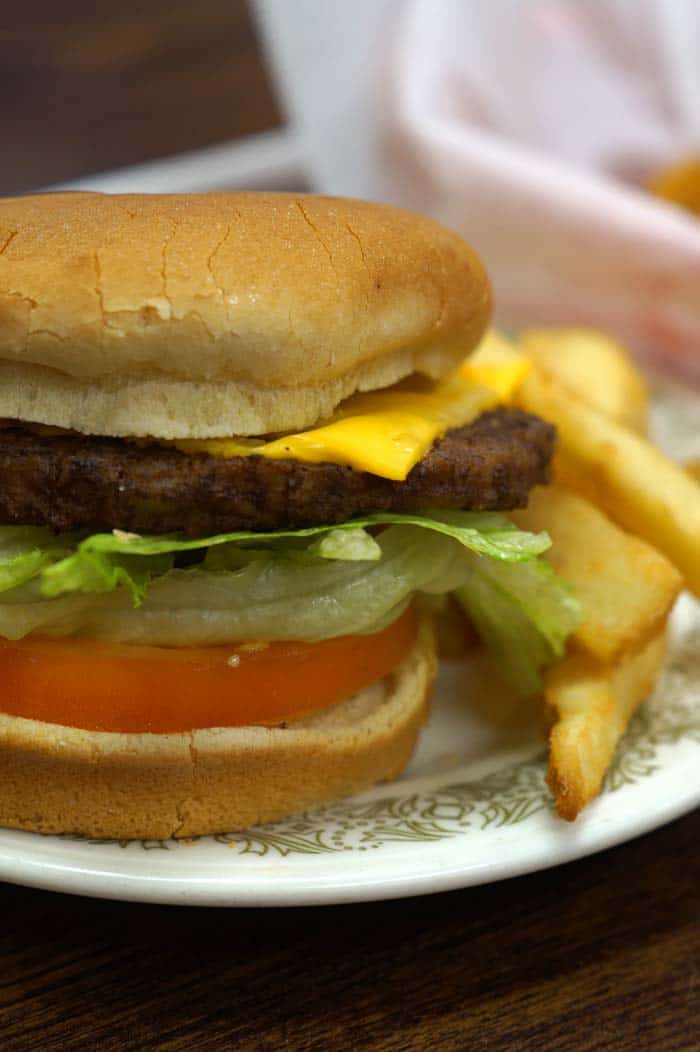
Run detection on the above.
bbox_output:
[0,192,490,438]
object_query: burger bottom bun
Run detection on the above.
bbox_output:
[0,617,436,840]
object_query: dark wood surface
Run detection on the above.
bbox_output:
[0,813,697,1051]
[0,0,282,194]
[1,5,698,1049]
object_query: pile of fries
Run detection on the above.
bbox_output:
[470,328,700,819]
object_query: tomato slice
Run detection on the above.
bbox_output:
[0,605,417,734]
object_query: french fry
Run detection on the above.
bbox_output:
[545,629,667,820]
[687,461,700,483]
[474,328,686,819]
[515,367,700,594]
[511,487,683,664]
[520,328,649,434]
[471,328,523,367]
[649,158,700,216]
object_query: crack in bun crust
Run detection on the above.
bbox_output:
[0,192,490,438]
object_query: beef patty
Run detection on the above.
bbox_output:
[0,409,554,535]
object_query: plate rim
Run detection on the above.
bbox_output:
[0,752,697,907]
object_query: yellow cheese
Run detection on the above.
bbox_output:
[173,353,531,481]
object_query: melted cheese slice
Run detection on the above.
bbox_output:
[173,356,530,481]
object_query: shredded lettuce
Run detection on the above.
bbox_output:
[308,527,382,562]
[454,557,581,699]
[0,514,580,684]
[0,527,75,593]
[0,525,469,644]
[0,512,549,606]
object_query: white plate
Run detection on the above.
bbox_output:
[0,381,697,906]
[0,590,696,907]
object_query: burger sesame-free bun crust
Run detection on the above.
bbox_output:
[0,192,490,437]
[0,617,436,840]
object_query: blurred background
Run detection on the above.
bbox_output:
[2,0,699,381]
[1,1,293,194]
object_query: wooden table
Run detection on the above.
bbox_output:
[1,813,698,1050]
[1,4,698,1049]
[0,0,281,195]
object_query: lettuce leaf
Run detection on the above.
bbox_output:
[0,525,469,644]
[454,556,582,699]
[0,515,579,681]
[28,510,549,605]
[0,527,75,593]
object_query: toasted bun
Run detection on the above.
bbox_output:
[0,617,436,840]
[0,192,490,438]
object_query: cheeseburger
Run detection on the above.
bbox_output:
[0,192,577,839]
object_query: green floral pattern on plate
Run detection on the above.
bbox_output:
[225,646,700,856]
[74,626,699,856]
